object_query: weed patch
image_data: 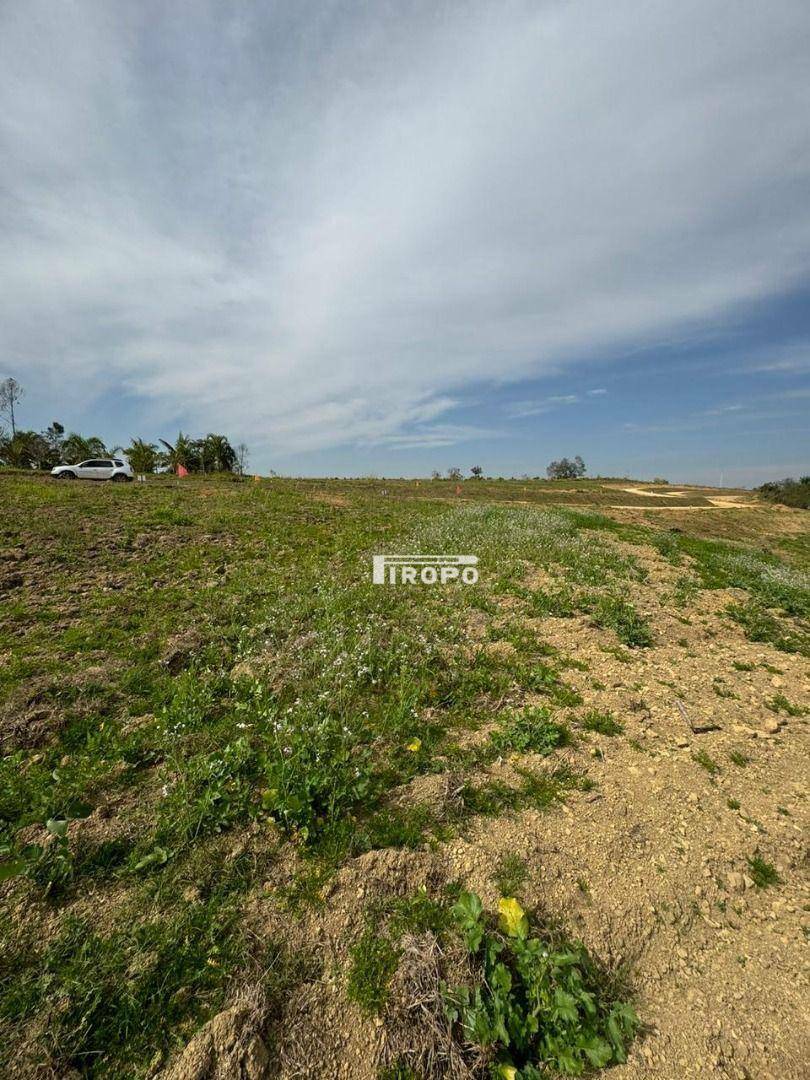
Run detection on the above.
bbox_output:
[490,708,571,756]
[765,694,807,717]
[580,709,624,736]
[591,595,653,648]
[747,855,780,889]
[443,892,639,1076]
[494,853,529,897]
[693,749,720,776]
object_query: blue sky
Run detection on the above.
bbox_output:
[1,1,809,485]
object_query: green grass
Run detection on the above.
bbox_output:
[713,679,738,700]
[493,853,529,897]
[580,709,624,736]
[765,694,808,717]
[346,888,455,1016]
[0,892,252,1076]
[728,750,749,768]
[746,855,780,889]
[346,926,401,1015]
[693,749,720,776]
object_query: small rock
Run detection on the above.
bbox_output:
[762,718,780,735]
[726,871,745,893]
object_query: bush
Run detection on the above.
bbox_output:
[757,478,810,510]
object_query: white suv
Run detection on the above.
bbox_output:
[51,458,134,482]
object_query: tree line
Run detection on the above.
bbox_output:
[0,423,245,476]
[0,377,246,475]
[432,457,587,480]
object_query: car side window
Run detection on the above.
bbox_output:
[114,460,124,467]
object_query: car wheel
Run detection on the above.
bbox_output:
[111,473,128,482]
[60,471,77,480]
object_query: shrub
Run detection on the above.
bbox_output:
[757,478,810,510]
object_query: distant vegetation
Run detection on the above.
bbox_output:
[429,459,589,481]
[546,455,586,479]
[0,379,246,475]
[0,425,241,475]
[757,477,810,510]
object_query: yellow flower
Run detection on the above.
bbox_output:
[406,738,422,752]
[497,1066,518,1080]
[498,897,528,938]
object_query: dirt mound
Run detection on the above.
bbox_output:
[160,1000,269,1080]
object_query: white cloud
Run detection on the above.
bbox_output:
[506,394,581,418]
[1,1,809,461]
[704,403,745,416]
[742,341,810,374]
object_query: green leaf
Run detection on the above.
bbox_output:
[133,846,170,872]
[0,859,27,882]
[453,890,483,923]
[46,818,68,839]
[553,988,579,1024]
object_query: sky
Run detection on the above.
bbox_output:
[1,0,809,486]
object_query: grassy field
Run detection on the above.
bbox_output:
[0,474,808,1079]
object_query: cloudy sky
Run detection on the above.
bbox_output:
[2,0,809,484]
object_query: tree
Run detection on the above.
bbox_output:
[447,466,463,481]
[470,465,484,478]
[44,421,65,462]
[199,434,237,473]
[159,432,195,473]
[546,456,586,480]
[159,432,238,474]
[430,470,441,480]
[62,433,107,463]
[0,377,23,436]
[126,438,159,475]
[236,442,249,477]
[0,430,49,468]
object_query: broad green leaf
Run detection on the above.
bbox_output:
[0,859,26,882]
